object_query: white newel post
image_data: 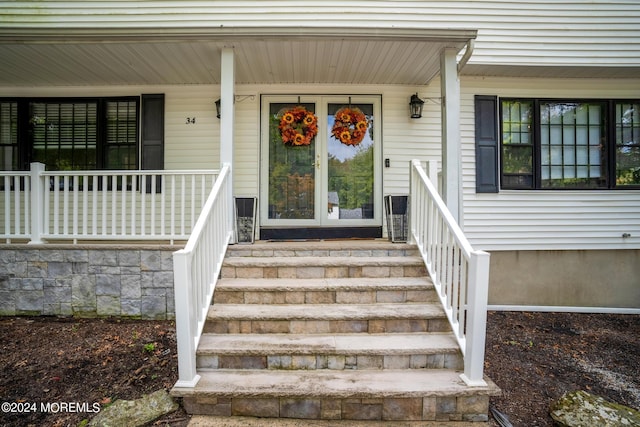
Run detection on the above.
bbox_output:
[220,47,236,243]
[440,48,462,225]
[28,162,45,244]
[461,249,491,386]
[173,249,201,387]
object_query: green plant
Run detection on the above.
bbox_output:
[143,342,156,353]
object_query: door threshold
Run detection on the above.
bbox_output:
[260,227,382,241]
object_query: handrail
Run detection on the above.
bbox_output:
[172,163,232,387]
[409,159,490,386]
[0,163,219,244]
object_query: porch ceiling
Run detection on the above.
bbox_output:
[0,28,475,87]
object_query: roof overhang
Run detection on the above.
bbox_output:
[461,64,640,80]
[0,27,477,87]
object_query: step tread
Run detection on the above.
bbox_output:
[188,415,488,427]
[216,276,433,291]
[208,303,445,321]
[172,369,500,398]
[198,333,459,355]
[228,240,417,251]
[223,256,425,267]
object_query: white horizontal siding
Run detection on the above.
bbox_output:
[461,76,640,251]
[165,87,220,170]
[2,1,639,67]
[5,78,640,252]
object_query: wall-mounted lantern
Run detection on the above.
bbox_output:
[214,98,221,119]
[409,93,425,119]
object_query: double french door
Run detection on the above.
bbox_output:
[260,95,382,237]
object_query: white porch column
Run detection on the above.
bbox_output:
[220,47,235,242]
[440,48,463,224]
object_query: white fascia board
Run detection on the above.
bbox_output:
[0,26,478,44]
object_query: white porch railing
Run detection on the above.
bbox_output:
[172,163,233,387]
[1,170,31,243]
[0,162,219,244]
[409,159,491,387]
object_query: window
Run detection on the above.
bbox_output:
[105,100,138,169]
[0,101,18,170]
[0,97,139,171]
[501,100,534,189]
[616,102,640,186]
[31,101,99,170]
[499,99,640,189]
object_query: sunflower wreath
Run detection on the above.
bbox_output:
[278,106,318,146]
[331,107,369,146]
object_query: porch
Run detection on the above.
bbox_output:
[1,159,496,421]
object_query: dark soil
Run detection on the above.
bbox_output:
[485,311,640,426]
[1,312,639,427]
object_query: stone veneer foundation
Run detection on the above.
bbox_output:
[0,244,180,319]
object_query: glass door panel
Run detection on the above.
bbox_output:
[326,103,375,221]
[267,102,317,221]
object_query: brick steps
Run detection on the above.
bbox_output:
[179,369,495,422]
[172,240,499,424]
[225,241,420,258]
[188,415,489,427]
[203,303,449,334]
[214,277,437,305]
[221,256,428,279]
[196,332,463,371]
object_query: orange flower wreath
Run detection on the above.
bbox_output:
[279,106,318,146]
[331,107,369,146]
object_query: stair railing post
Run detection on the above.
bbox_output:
[461,249,490,386]
[28,162,46,244]
[172,249,201,387]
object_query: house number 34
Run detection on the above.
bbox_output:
[185,117,196,124]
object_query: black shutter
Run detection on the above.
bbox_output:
[141,94,164,192]
[474,95,499,193]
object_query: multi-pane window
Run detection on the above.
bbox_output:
[500,99,640,189]
[0,97,139,171]
[615,102,640,186]
[501,100,534,189]
[539,102,606,189]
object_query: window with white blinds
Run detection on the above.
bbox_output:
[31,101,98,170]
[0,101,18,170]
[0,97,139,171]
[105,100,138,170]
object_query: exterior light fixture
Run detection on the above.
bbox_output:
[409,93,425,119]
[215,98,221,119]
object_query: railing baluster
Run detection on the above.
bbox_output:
[170,175,176,239]
[150,175,157,236]
[180,175,186,236]
[3,176,10,241]
[141,175,146,237]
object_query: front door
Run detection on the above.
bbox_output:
[260,95,382,239]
